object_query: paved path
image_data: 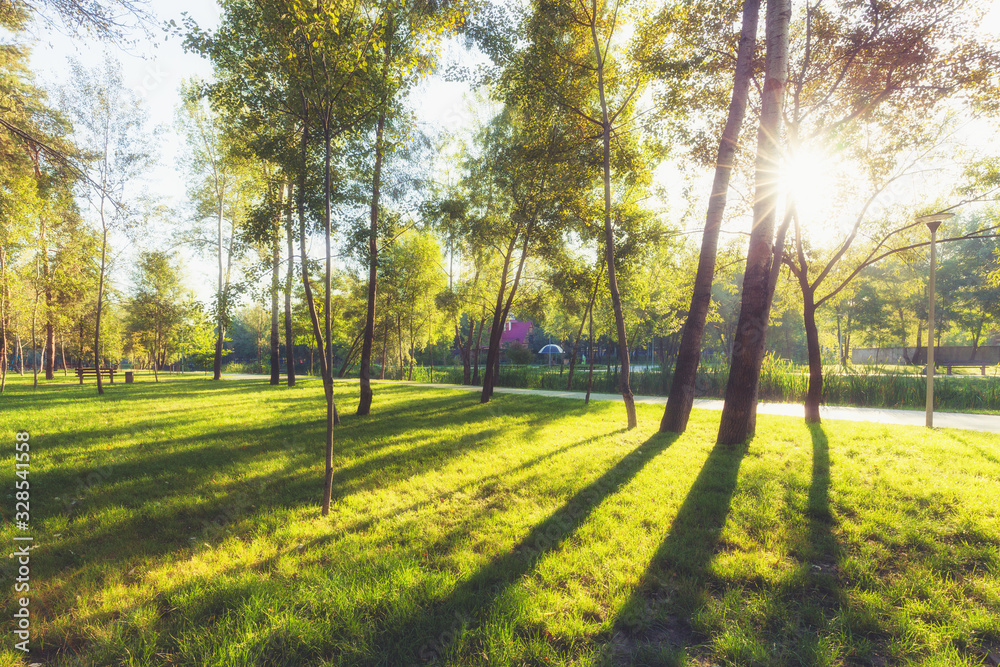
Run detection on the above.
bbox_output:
[220,374,1000,434]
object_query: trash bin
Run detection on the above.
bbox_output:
[125,371,134,384]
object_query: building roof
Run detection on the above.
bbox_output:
[499,319,532,346]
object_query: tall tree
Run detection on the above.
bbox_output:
[660,0,759,434]
[513,0,656,428]
[778,0,1000,423]
[717,0,792,445]
[127,251,189,382]
[177,81,245,382]
[60,57,152,395]
[357,0,468,415]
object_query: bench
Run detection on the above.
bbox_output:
[939,361,989,376]
[75,368,116,384]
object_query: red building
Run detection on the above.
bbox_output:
[480,318,533,348]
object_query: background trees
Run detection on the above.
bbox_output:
[126,251,194,380]
[4,0,1000,462]
[59,56,153,394]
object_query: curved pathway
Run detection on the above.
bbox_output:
[220,373,1000,433]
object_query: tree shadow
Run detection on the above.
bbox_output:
[345,430,681,664]
[602,424,844,665]
[601,440,749,664]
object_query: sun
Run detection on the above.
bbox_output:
[779,147,836,208]
[778,146,845,246]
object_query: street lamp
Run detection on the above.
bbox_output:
[917,212,954,428]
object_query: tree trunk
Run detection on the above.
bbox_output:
[970,321,982,361]
[95,221,108,396]
[568,262,603,391]
[270,190,281,386]
[358,108,387,415]
[152,327,160,383]
[591,7,636,429]
[40,216,54,380]
[213,173,225,381]
[0,247,7,393]
[380,319,389,380]
[802,290,822,423]
[31,261,39,390]
[296,96,340,519]
[358,17,393,416]
[284,182,296,387]
[585,304,596,405]
[662,0,759,433]
[717,0,791,445]
[481,231,521,402]
[914,320,924,366]
[320,111,338,515]
[472,316,484,385]
[397,314,404,381]
[462,318,476,385]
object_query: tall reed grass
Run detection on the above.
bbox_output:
[399,356,1000,413]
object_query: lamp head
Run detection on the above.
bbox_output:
[916,212,955,234]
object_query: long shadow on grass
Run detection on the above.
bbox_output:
[356,430,680,664]
[603,425,844,665]
[27,401,637,664]
[339,428,625,536]
[787,425,842,641]
[26,388,578,604]
[600,440,748,664]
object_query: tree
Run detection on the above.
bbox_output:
[0,13,78,389]
[716,0,792,445]
[460,107,586,405]
[776,0,1000,423]
[660,0,760,434]
[127,251,190,382]
[939,216,1000,356]
[379,230,447,380]
[177,81,255,382]
[357,0,468,415]
[59,56,153,395]
[511,0,660,428]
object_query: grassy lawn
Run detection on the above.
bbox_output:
[2,375,999,666]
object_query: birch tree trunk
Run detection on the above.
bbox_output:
[717,0,792,445]
[95,208,108,396]
[284,182,296,387]
[591,2,636,429]
[213,178,225,381]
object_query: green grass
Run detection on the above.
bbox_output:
[1,374,999,666]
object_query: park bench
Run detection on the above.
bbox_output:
[939,361,989,376]
[75,367,116,384]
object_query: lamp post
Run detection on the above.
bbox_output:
[917,213,954,428]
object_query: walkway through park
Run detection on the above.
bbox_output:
[221,374,1000,434]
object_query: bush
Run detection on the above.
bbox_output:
[507,341,534,365]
